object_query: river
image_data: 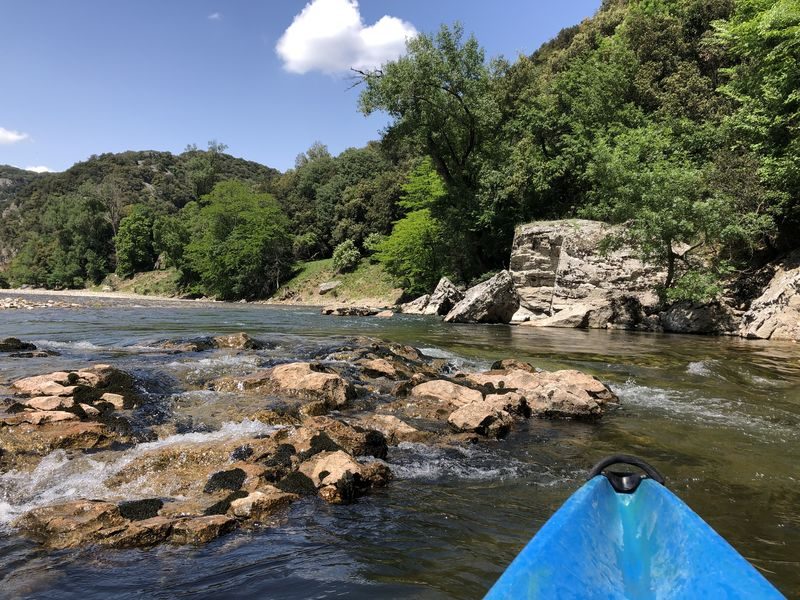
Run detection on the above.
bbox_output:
[1,295,798,598]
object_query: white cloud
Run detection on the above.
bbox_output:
[276,0,416,75]
[0,127,29,144]
[208,12,221,20]
[24,165,52,173]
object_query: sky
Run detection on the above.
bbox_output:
[0,0,601,173]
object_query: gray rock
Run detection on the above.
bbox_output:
[661,302,737,335]
[739,252,800,341]
[318,281,341,295]
[422,277,463,316]
[444,271,519,323]
[400,294,430,315]
[509,220,664,323]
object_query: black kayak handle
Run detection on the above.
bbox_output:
[588,454,665,494]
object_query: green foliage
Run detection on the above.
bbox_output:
[152,214,190,269]
[181,181,293,300]
[8,188,113,287]
[363,233,386,256]
[115,205,156,277]
[377,209,444,296]
[331,240,361,273]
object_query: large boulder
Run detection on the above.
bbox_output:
[739,252,800,341]
[447,402,511,438]
[423,277,463,316]
[510,220,664,326]
[661,302,737,335]
[400,294,430,315]
[444,271,519,324]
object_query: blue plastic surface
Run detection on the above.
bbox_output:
[484,477,784,599]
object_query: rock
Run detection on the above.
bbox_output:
[118,499,164,521]
[18,500,128,549]
[6,410,80,425]
[170,515,236,545]
[79,403,100,418]
[358,357,412,380]
[0,337,36,352]
[463,368,616,419]
[296,416,388,459]
[422,278,463,316]
[270,362,354,410]
[352,414,430,444]
[448,402,512,438]
[100,392,125,410]
[0,422,117,468]
[444,271,519,324]
[400,294,430,315]
[510,220,664,318]
[228,488,297,521]
[511,306,534,323]
[213,332,262,350]
[484,392,530,417]
[109,516,174,548]
[739,252,800,341]
[318,281,341,295]
[375,310,394,318]
[490,359,537,373]
[23,396,75,411]
[204,468,247,493]
[298,450,390,504]
[159,338,216,352]
[661,302,736,335]
[11,372,73,396]
[321,305,380,317]
[9,350,59,358]
[410,380,483,407]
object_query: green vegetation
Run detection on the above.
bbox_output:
[274,258,402,306]
[1,0,797,304]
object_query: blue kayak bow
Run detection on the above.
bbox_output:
[485,455,784,599]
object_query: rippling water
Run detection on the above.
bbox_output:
[1,294,799,598]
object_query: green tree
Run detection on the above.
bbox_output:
[182,180,293,300]
[331,240,361,273]
[115,205,156,277]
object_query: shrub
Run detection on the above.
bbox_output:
[332,240,361,273]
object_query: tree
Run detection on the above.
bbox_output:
[184,140,229,197]
[182,181,293,300]
[115,205,156,277]
[332,240,361,273]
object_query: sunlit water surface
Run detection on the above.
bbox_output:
[1,295,798,599]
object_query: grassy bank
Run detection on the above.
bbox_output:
[92,269,183,298]
[270,259,402,307]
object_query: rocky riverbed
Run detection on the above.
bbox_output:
[0,334,617,550]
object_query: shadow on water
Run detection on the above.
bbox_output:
[1,296,799,598]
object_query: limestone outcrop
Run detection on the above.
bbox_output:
[739,251,800,341]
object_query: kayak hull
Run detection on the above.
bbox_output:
[485,477,783,599]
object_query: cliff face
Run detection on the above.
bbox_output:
[509,220,664,316]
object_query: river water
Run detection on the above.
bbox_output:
[0,295,798,598]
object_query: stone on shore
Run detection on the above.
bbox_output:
[423,277,463,316]
[318,281,341,295]
[400,294,430,315]
[444,271,519,324]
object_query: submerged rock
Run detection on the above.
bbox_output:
[444,271,519,324]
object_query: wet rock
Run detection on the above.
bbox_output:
[444,271,519,324]
[10,364,137,407]
[296,416,388,459]
[298,450,390,504]
[490,359,537,373]
[375,310,394,318]
[357,357,412,380]
[0,422,117,468]
[270,362,354,410]
[18,500,128,549]
[108,516,175,548]
[159,338,216,352]
[9,350,59,358]
[80,403,101,418]
[203,491,249,515]
[484,392,530,417]
[321,305,381,317]
[23,396,75,411]
[204,468,247,493]
[170,515,236,545]
[118,499,164,521]
[11,372,73,396]
[229,487,297,521]
[318,281,341,295]
[212,332,263,350]
[448,402,512,438]
[739,252,800,341]
[410,380,483,407]
[4,410,79,425]
[351,414,430,445]
[464,368,616,419]
[0,338,37,352]
[400,294,430,315]
[423,277,463,316]
[100,392,126,410]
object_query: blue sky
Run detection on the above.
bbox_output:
[1,1,601,173]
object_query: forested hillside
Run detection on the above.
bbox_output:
[1,0,796,302]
